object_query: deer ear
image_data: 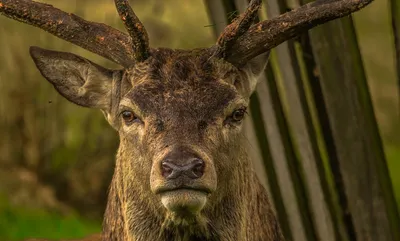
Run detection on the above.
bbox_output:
[29,46,115,111]
[235,51,270,97]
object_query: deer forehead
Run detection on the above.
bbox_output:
[127,48,239,83]
[120,49,243,120]
[125,80,238,119]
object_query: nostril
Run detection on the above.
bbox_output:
[161,161,174,178]
[190,159,205,179]
[161,159,205,180]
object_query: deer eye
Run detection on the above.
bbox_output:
[121,110,140,125]
[226,108,247,125]
[232,109,246,122]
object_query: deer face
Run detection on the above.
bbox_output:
[29,46,268,224]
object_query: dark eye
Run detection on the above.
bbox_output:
[230,108,246,123]
[121,111,139,125]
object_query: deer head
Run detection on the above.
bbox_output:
[0,0,374,240]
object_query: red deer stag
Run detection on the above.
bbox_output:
[0,0,374,240]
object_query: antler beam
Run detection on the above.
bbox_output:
[222,0,374,66]
[0,0,136,67]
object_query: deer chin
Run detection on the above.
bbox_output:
[160,189,208,216]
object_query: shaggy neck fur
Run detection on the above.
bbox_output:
[102,139,284,241]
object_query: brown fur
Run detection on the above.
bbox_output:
[29,47,284,241]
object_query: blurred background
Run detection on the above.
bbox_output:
[0,0,398,240]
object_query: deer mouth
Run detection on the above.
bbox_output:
[155,186,211,214]
[155,185,212,195]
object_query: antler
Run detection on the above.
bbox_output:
[0,0,374,68]
[114,0,150,62]
[216,0,374,66]
[0,0,138,67]
[0,0,148,67]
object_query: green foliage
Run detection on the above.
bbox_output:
[0,199,100,241]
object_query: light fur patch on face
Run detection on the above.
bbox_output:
[161,189,207,214]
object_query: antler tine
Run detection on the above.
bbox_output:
[214,0,262,59]
[114,0,150,62]
[219,0,374,66]
[0,0,136,67]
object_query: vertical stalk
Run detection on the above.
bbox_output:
[391,0,400,117]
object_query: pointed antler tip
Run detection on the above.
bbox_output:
[215,0,262,59]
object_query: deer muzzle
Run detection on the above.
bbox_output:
[150,146,217,215]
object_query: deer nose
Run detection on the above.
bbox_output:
[161,158,205,180]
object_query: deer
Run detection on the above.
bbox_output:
[0,0,374,240]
